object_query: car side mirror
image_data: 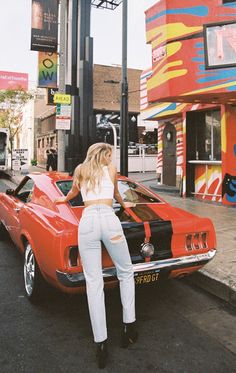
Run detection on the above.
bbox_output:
[6,188,15,196]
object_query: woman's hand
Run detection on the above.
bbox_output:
[123,201,136,209]
[55,196,67,204]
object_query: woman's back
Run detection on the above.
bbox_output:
[80,166,114,202]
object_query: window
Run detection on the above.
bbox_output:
[56,179,161,207]
[15,178,35,203]
[56,181,84,207]
[117,181,161,204]
[196,110,221,161]
[204,21,236,69]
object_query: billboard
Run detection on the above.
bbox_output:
[38,52,58,88]
[31,0,58,52]
[0,71,28,90]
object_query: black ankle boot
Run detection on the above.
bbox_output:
[121,322,138,348]
[96,340,108,369]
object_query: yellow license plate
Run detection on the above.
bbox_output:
[134,271,159,285]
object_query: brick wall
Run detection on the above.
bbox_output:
[93,64,141,112]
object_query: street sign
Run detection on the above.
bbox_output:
[56,104,71,130]
[12,149,29,173]
[53,93,71,105]
[56,118,71,130]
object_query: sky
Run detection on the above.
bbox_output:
[0,0,157,88]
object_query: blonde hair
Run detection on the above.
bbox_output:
[75,142,112,192]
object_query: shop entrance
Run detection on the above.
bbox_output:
[163,122,176,186]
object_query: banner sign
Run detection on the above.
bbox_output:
[47,87,58,105]
[38,52,57,88]
[0,71,28,90]
[31,0,58,52]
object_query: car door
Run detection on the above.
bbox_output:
[3,177,35,247]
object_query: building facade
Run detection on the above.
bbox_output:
[36,64,142,167]
[141,0,236,205]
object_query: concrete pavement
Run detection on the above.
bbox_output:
[5,166,236,307]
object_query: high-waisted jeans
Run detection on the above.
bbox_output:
[78,204,136,343]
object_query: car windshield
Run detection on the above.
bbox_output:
[56,179,161,207]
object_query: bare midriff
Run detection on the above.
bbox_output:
[84,199,113,208]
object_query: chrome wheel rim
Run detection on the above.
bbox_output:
[24,244,35,296]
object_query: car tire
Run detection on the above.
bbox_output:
[0,221,8,240]
[23,242,45,302]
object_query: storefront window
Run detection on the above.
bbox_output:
[196,110,221,161]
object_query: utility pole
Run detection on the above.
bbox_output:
[78,0,94,162]
[57,0,67,171]
[120,0,128,176]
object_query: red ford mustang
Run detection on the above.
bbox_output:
[0,172,216,301]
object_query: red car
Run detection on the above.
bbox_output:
[0,172,216,301]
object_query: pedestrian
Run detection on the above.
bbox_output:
[50,148,57,171]
[55,142,138,369]
[46,149,53,171]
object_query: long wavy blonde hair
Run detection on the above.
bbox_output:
[76,142,112,192]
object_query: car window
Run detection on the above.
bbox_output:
[116,181,161,204]
[56,179,160,207]
[56,180,84,207]
[15,178,35,203]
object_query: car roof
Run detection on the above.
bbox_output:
[28,171,129,183]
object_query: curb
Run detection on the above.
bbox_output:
[150,184,180,195]
[185,270,236,308]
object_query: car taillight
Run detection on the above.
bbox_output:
[193,233,200,250]
[185,234,192,250]
[68,246,79,267]
[201,232,208,249]
[185,232,208,251]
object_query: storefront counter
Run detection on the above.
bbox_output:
[188,160,222,201]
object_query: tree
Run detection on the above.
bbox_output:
[0,89,32,155]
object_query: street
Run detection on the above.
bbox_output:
[0,177,236,373]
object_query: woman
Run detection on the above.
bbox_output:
[56,143,138,369]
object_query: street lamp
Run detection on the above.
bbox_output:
[92,0,129,176]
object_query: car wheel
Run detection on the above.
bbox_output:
[0,221,7,239]
[23,242,44,302]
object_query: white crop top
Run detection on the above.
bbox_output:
[80,166,114,201]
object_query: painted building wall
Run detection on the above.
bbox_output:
[145,0,236,102]
[222,105,236,204]
[141,0,236,205]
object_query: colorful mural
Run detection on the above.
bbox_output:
[194,165,222,202]
[221,105,236,205]
[141,0,236,205]
[145,0,236,103]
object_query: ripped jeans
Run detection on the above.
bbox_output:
[78,204,135,342]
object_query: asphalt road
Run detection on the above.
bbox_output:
[0,177,236,373]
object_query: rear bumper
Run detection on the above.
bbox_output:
[56,249,216,288]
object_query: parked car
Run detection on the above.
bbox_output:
[0,172,216,301]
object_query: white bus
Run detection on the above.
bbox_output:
[0,128,9,171]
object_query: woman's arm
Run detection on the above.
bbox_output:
[55,165,80,203]
[110,165,135,209]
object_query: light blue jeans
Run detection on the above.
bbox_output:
[78,204,136,342]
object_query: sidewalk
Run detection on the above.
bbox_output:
[7,166,236,307]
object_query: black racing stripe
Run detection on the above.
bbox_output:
[122,221,145,256]
[149,221,173,260]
